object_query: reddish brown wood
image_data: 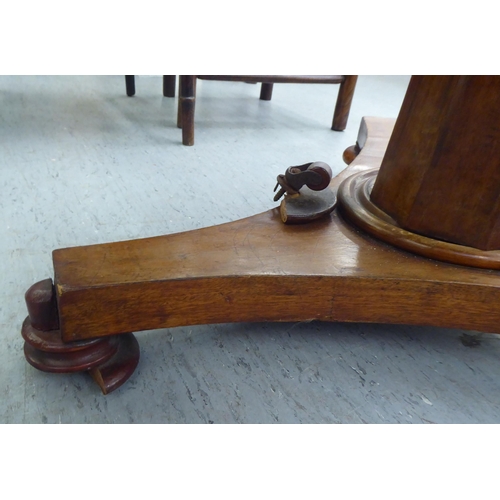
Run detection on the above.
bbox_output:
[22,317,102,354]
[371,76,500,250]
[332,75,358,131]
[89,333,140,395]
[342,144,360,165]
[45,118,500,346]
[179,75,196,145]
[22,314,120,374]
[25,279,59,331]
[23,279,140,394]
[342,117,395,167]
[51,205,500,344]
[338,168,500,269]
[23,329,119,373]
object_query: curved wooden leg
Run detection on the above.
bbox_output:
[22,280,139,394]
[332,75,357,131]
[49,114,500,346]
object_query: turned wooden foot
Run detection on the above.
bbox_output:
[22,279,139,394]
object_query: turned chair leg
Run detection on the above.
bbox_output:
[163,75,176,97]
[332,75,357,131]
[260,82,274,101]
[125,75,135,97]
[179,75,196,146]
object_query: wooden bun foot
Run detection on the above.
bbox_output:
[22,318,139,394]
[22,317,119,372]
[22,279,140,394]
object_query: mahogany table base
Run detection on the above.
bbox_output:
[20,117,500,394]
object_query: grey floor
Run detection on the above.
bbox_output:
[2,75,500,424]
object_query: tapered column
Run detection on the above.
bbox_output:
[370,76,500,251]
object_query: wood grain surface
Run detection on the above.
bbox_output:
[371,76,500,250]
[53,117,500,342]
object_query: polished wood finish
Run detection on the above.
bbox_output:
[22,279,140,394]
[342,116,395,166]
[342,144,360,165]
[47,117,500,349]
[89,333,140,395]
[23,319,120,373]
[178,75,357,145]
[25,278,59,331]
[332,75,358,131]
[371,76,500,250]
[338,169,500,269]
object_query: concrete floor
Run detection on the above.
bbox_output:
[2,75,500,424]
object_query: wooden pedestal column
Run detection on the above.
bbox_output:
[374,76,500,251]
[339,76,500,269]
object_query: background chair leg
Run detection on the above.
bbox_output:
[332,75,357,131]
[177,94,182,128]
[180,76,196,146]
[163,76,176,97]
[260,82,274,101]
[125,75,135,97]
[176,73,182,128]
